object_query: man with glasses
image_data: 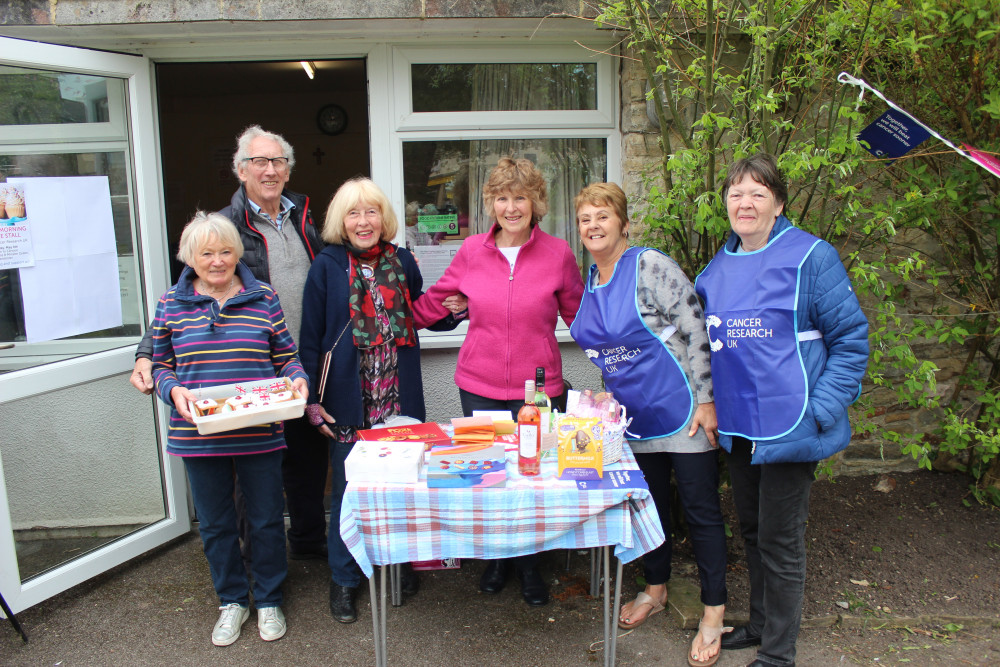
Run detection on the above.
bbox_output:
[130,125,329,575]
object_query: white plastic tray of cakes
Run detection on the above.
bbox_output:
[188,377,305,435]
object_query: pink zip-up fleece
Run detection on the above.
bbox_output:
[414,222,584,400]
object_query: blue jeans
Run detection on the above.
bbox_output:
[727,436,816,666]
[328,440,362,587]
[634,450,727,606]
[184,450,287,608]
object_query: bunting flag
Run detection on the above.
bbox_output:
[838,72,1000,179]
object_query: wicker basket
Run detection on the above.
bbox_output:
[601,405,629,466]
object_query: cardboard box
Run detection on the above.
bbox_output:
[355,422,451,448]
[345,441,425,484]
[411,558,461,571]
[189,378,305,435]
[556,417,604,481]
[427,442,507,488]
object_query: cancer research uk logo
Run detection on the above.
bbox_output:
[705,315,723,352]
[585,346,641,373]
[706,315,775,351]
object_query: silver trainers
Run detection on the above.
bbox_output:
[211,603,249,646]
[257,606,287,641]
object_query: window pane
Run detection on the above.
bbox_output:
[0,66,111,126]
[0,150,144,369]
[411,63,597,112]
[402,138,606,288]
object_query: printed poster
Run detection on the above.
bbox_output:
[8,176,123,343]
[0,183,34,270]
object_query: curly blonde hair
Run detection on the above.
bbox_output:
[482,157,548,225]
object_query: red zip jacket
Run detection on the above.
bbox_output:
[414,223,584,400]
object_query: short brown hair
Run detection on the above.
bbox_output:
[574,182,629,233]
[482,157,548,224]
[323,177,399,245]
[723,153,788,207]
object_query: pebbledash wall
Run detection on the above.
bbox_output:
[0,0,921,483]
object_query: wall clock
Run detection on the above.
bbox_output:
[317,104,348,136]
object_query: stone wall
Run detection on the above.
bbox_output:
[0,1,599,25]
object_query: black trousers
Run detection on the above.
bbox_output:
[281,415,330,551]
[633,449,727,606]
[727,436,816,666]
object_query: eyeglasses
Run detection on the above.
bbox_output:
[346,208,381,221]
[243,156,290,169]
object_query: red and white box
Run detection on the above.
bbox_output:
[188,377,305,436]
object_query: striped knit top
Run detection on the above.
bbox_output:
[152,261,308,457]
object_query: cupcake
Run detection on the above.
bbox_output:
[0,185,8,219]
[4,187,24,218]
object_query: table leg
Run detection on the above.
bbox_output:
[370,571,384,667]
[390,563,402,607]
[602,546,610,667]
[380,566,390,666]
[590,547,602,598]
[610,556,624,666]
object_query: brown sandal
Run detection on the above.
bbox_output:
[687,620,731,667]
[617,591,666,630]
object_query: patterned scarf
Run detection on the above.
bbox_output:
[347,241,417,349]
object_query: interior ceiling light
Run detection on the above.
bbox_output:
[300,61,315,80]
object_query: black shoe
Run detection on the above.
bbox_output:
[479,559,508,594]
[516,567,550,606]
[745,661,792,667]
[721,625,763,650]
[290,543,328,561]
[329,582,358,624]
[401,564,420,597]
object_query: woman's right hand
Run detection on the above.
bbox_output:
[170,385,199,423]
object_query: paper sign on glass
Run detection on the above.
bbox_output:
[0,183,34,270]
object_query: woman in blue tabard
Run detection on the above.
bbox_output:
[695,154,869,667]
[570,183,728,667]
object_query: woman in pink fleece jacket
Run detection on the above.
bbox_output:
[413,157,584,606]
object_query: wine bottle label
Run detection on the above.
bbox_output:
[518,424,539,457]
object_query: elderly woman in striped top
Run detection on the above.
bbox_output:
[151,211,308,648]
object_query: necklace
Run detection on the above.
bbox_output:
[201,276,236,300]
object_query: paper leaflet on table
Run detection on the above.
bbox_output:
[576,468,649,491]
[838,72,1000,179]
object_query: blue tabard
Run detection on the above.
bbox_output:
[694,225,824,440]
[570,247,693,439]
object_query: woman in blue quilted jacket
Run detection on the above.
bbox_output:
[694,154,869,667]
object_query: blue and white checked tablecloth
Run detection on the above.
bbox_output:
[340,442,665,577]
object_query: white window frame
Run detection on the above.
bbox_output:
[384,45,621,347]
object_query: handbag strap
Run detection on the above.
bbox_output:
[318,320,351,404]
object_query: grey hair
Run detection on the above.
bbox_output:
[176,211,245,265]
[231,125,296,177]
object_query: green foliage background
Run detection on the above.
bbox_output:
[594,0,1000,502]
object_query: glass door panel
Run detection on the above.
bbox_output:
[0,37,188,615]
[0,371,164,580]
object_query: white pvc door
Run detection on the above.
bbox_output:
[0,37,189,614]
